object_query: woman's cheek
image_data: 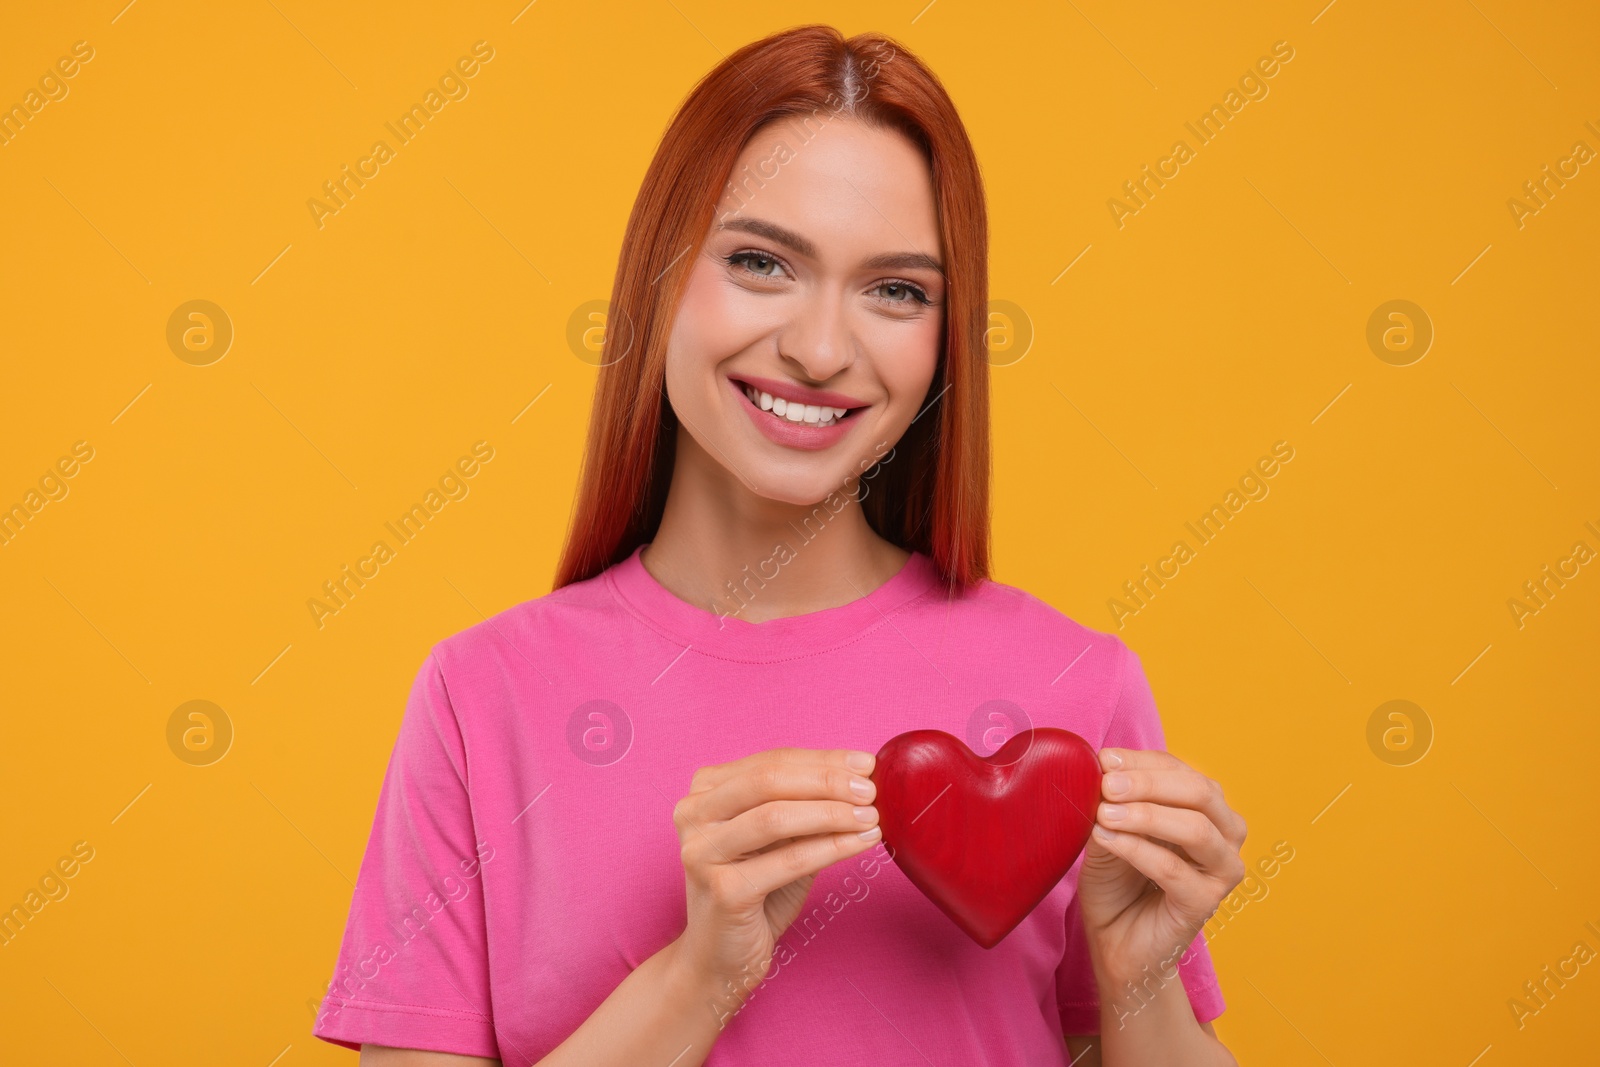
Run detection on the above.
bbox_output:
[686,280,774,362]
[874,317,942,402]
[717,280,790,341]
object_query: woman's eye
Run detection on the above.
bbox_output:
[874,281,931,306]
[728,251,783,278]
[726,252,930,308]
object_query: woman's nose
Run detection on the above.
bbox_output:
[777,294,855,381]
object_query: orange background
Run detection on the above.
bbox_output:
[2,1,1597,1063]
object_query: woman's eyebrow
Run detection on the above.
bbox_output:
[716,216,944,274]
[718,216,814,256]
[862,249,944,274]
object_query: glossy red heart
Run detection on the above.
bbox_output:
[870,728,1102,948]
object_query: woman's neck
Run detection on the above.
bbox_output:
[641,425,911,624]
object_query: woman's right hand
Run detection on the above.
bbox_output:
[669,747,883,1012]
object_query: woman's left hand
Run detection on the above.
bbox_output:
[1074,747,1248,985]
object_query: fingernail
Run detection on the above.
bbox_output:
[1104,772,1129,795]
[847,751,875,772]
[1103,750,1124,769]
[858,825,883,841]
[1101,804,1127,822]
[853,806,877,823]
[1093,824,1117,842]
[850,776,874,799]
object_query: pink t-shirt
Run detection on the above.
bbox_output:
[313,543,1225,1063]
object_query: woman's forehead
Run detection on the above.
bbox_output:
[715,118,941,263]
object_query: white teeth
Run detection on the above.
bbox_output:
[740,382,851,428]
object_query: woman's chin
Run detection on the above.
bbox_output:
[741,472,856,510]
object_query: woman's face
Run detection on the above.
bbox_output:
[663,115,946,507]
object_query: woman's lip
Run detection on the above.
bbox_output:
[728,376,855,451]
[728,373,867,411]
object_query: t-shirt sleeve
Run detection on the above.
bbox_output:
[312,651,500,1058]
[1056,639,1227,1036]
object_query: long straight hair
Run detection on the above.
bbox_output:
[553,24,990,592]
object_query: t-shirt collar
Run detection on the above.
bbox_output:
[604,541,944,662]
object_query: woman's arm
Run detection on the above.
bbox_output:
[1064,1019,1223,1067]
[1076,744,1246,1067]
[536,932,743,1065]
[1090,956,1235,1067]
[358,931,730,1066]
[359,747,883,1067]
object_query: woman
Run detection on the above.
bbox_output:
[314,24,1246,1067]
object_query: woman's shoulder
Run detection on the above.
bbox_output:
[951,570,1132,659]
[425,564,623,680]
[913,569,1141,726]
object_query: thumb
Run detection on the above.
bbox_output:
[1078,830,1122,872]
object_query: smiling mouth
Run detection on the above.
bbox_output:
[731,379,863,428]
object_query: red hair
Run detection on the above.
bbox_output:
[554,24,990,592]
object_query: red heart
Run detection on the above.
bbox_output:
[870,728,1102,948]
